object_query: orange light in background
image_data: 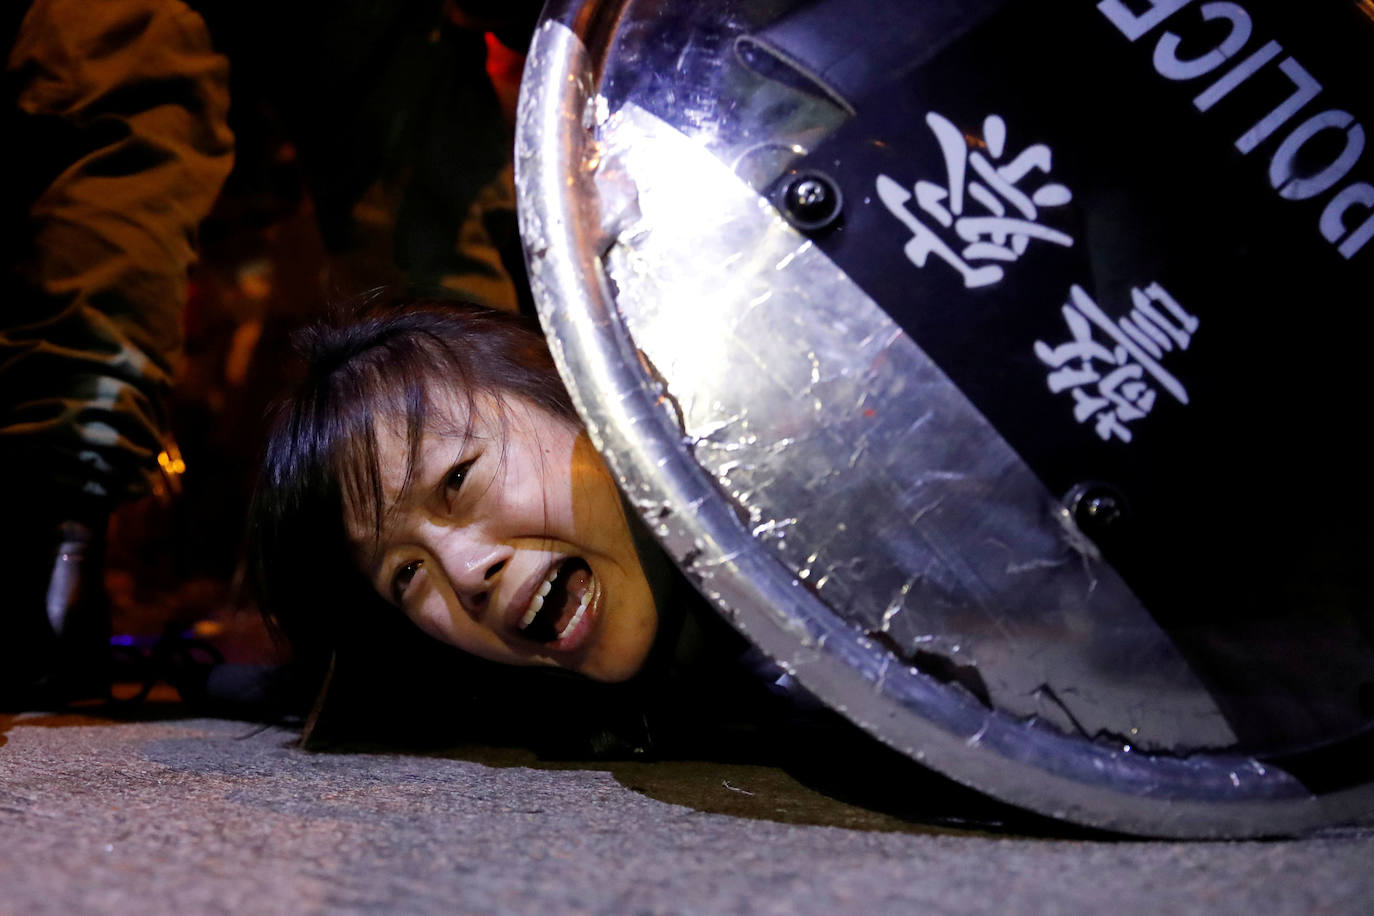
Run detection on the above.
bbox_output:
[157,449,186,476]
[236,258,273,302]
[192,619,225,638]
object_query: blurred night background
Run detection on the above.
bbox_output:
[101,0,536,673]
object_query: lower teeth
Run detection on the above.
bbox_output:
[520,560,594,643]
[558,589,592,640]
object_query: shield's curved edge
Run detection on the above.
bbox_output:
[512,10,1374,839]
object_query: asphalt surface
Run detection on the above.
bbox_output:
[2,703,1372,915]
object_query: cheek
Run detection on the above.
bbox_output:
[407,590,474,650]
[409,594,529,667]
[494,449,576,533]
[589,574,659,682]
[406,599,457,646]
[568,443,629,543]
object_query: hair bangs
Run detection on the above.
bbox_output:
[249,297,579,664]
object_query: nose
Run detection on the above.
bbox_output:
[444,542,511,621]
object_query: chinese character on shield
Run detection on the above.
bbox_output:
[1033,283,1200,443]
[877,112,1074,289]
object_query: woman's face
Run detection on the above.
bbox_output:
[347,391,658,682]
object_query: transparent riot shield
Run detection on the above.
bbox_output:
[514,0,1374,837]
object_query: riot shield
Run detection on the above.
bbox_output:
[514,0,1374,837]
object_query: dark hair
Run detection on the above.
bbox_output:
[248,298,576,671]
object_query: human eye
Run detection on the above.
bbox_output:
[391,559,423,605]
[443,458,477,499]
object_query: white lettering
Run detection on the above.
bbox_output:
[1193,39,1281,111]
[878,112,1074,289]
[1035,283,1197,443]
[1269,110,1365,201]
[1098,0,1194,42]
[1153,2,1251,81]
[1321,184,1374,259]
[1235,57,1321,154]
[1110,0,1368,261]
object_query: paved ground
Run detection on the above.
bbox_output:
[2,704,1372,915]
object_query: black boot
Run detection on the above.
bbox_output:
[0,514,112,710]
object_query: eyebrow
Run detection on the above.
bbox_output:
[348,443,426,581]
[353,427,464,579]
[351,399,495,578]
[355,522,394,588]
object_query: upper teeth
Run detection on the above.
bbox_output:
[518,565,561,629]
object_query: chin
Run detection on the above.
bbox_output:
[582,613,658,683]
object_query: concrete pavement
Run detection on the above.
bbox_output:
[2,708,1371,914]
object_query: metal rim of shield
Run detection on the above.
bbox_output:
[514,0,1374,838]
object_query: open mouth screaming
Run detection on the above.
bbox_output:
[517,558,594,643]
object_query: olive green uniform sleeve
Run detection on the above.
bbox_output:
[2,0,233,506]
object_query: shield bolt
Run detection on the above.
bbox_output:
[1067,482,1129,540]
[777,170,843,232]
